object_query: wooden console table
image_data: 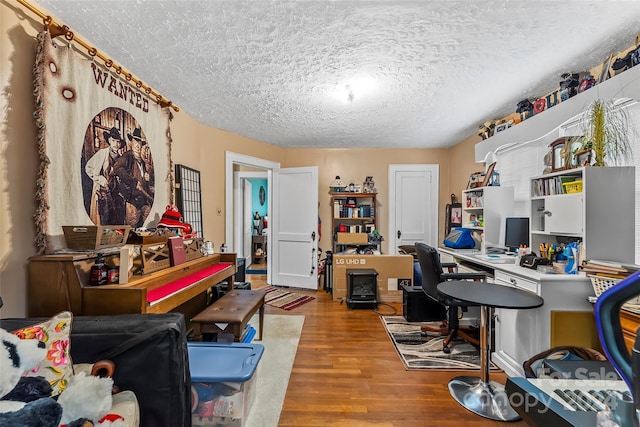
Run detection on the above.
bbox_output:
[28,252,236,318]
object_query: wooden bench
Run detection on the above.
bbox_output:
[191,289,266,342]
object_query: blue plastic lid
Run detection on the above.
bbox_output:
[187,342,264,382]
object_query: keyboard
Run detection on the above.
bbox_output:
[505,377,634,427]
[529,378,631,412]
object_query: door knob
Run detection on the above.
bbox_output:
[311,231,316,241]
[397,230,401,238]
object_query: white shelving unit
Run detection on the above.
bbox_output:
[462,186,514,250]
[529,166,635,263]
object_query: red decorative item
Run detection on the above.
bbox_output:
[157,205,196,238]
[533,98,547,114]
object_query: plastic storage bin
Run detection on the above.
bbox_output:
[188,342,264,426]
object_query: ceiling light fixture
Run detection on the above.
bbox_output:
[345,85,355,103]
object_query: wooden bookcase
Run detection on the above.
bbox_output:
[330,192,377,253]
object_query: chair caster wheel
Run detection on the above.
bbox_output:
[443,347,451,354]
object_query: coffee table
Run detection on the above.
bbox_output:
[437,280,544,421]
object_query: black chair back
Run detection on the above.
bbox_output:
[415,242,444,301]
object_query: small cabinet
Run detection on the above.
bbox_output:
[251,235,267,264]
[529,166,635,263]
[331,192,377,253]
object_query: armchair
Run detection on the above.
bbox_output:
[415,242,487,353]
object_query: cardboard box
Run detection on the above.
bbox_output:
[336,232,368,244]
[333,254,413,303]
[188,342,264,426]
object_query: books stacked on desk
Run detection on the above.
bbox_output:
[580,259,640,279]
[583,260,640,310]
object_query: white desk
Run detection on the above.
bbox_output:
[438,247,595,377]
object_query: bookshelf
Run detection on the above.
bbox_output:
[330,192,377,253]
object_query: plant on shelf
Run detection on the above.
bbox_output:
[581,98,632,166]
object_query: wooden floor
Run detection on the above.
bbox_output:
[246,274,528,427]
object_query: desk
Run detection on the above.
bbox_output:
[438,247,595,377]
[438,280,544,421]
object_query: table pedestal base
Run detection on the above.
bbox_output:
[448,376,521,422]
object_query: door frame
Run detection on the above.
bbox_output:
[233,170,268,263]
[225,152,280,283]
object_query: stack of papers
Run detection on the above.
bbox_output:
[473,253,516,264]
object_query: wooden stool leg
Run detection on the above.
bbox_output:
[192,323,203,341]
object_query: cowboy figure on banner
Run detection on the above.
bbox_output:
[85,126,126,224]
[114,126,155,228]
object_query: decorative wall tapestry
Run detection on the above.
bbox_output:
[34,31,173,254]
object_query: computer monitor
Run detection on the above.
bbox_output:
[504,217,530,252]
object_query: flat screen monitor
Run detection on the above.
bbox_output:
[504,217,530,252]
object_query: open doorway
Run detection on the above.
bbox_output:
[225,152,319,289]
[225,152,279,285]
[234,171,268,273]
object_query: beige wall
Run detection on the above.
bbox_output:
[282,148,456,253]
[0,2,477,317]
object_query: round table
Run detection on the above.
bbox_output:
[437,280,544,421]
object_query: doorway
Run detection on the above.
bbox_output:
[225,152,319,289]
[234,171,268,273]
[226,152,278,284]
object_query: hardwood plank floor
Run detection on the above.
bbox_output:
[246,274,528,427]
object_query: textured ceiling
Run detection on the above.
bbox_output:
[34,0,640,149]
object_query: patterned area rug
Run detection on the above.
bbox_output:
[381,315,498,371]
[264,286,315,311]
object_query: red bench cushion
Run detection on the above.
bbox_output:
[146,263,233,303]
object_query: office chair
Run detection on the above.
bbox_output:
[415,242,487,353]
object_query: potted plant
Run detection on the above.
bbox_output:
[580,98,632,166]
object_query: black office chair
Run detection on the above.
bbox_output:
[415,242,487,353]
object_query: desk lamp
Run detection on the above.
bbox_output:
[594,270,640,427]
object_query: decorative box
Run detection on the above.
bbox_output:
[62,225,131,250]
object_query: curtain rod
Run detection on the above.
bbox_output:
[16,0,179,112]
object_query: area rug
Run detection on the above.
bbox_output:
[264,286,315,310]
[381,315,498,371]
[244,314,304,427]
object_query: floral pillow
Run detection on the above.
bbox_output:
[12,311,73,396]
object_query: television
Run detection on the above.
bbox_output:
[504,217,530,252]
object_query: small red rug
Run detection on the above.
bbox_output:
[264,286,315,311]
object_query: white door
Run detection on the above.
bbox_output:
[388,165,439,252]
[271,166,318,289]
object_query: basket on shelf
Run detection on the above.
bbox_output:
[562,180,583,194]
[590,275,640,307]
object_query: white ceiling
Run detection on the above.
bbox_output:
[35,0,640,149]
